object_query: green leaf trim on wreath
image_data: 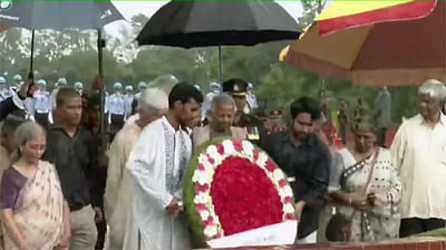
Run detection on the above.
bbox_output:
[184,137,231,248]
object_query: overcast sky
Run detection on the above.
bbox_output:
[111,1,304,21]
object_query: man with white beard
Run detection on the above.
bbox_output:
[125,83,203,250]
[103,88,168,250]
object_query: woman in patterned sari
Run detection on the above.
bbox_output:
[0,122,70,250]
[328,116,401,241]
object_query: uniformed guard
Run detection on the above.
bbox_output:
[222,78,266,146]
[105,82,126,140]
[50,77,68,109]
[30,79,52,129]
[10,74,23,93]
[202,82,220,121]
[124,85,134,116]
[245,82,259,113]
[74,81,84,96]
[0,76,13,101]
[134,81,147,102]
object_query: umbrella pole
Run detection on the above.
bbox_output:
[218,45,223,84]
[97,29,106,149]
[28,29,35,83]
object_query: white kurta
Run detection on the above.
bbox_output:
[104,122,142,250]
[125,117,192,250]
[390,113,446,219]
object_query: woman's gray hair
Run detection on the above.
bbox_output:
[210,94,236,112]
[351,114,379,136]
[418,79,446,102]
[10,122,45,163]
[138,87,168,111]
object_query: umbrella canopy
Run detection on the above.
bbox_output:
[282,0,444,87]
[316,0,437,35]
[136,1,300,48]
[0,1,124,30]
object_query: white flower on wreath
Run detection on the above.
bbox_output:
[279,186,293,198]
[221,140,236,155]
[283,203,295,214]
[192,170,209,185]
[194,191,211,204]
[206,145,218,158]
[199,210,211,221]
[242,140,254,157]
[204,225,218,239]
[273,169,285,182]
[256,152,268,168]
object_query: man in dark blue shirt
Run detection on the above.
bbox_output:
[263,96,330,244]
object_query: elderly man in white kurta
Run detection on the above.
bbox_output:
[391,79,446,237]
[125,83,203,250]
[103,88,168,250]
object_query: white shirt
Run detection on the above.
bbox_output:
[124,117,192,250]
[390,113,446,219]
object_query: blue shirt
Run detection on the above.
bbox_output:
[124,94,134,115]
[31,90,52,114]
[105,93,125,115]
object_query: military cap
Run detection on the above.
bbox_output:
[222,78,248,97]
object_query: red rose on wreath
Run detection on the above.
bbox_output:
[211,157,283,236]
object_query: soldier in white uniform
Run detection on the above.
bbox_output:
[74,81,84,96]
[124,85,134,117]
[9,74,24,93]
[0,76,13,101]
[106,82,126,140]
[132,81,147,114]
[30,79,52,129]
[50,77,68,109]
[245,82,258,114]
[134,81,147,102]
[201,82,220,121]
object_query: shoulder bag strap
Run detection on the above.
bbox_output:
[361,148,380,195]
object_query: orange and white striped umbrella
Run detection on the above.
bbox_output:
[281,0,444,87]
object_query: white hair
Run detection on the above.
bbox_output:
[418,79,446,101]
[210,94,236,112]
[139,87,168,110]
[11,121,45,163]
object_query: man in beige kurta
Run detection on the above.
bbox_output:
[391,79,446,237]
[103,88,168,250]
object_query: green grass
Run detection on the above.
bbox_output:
[413,228,446,238]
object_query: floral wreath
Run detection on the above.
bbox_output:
[184,138,295,247]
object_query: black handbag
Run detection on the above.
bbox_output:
[325,150,379,242]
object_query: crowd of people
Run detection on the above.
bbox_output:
[0,75,445,250]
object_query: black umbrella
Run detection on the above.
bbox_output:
[0,0,124,78]
[0,0,125,148]
[136,1,300,83]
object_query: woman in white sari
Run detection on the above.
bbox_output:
[1,122,70,250]
[328,116,401,242]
